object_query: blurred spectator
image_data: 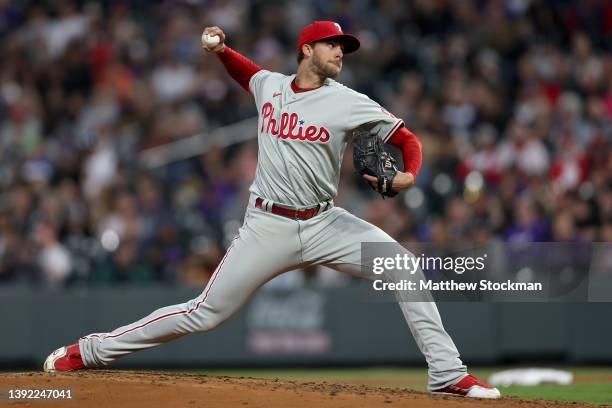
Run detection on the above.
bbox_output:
[92,239,151,284]
[35,222,72,286]
[551,210,580,242]
[505,195,550,243]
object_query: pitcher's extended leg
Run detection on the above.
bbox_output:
[300,207,466,390]
[79,208,302,367]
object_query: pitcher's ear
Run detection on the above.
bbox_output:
[302,43,314,57]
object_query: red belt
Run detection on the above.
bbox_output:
[255,197,329,220]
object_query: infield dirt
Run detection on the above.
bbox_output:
[0,371,604,407]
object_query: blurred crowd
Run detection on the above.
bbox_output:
[0,0,610,287]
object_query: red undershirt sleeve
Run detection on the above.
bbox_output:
[216,46,262,93]
[386,126,423,179]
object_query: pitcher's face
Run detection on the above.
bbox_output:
[310,41,344,79]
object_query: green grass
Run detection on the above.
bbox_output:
[167,367,612,405]
[500,383,612,405]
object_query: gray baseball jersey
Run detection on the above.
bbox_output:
[249,71,403,207]
[76,69,467,391]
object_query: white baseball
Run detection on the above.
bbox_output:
[202,33,220,47]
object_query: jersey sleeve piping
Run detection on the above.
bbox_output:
[381,118,404,143]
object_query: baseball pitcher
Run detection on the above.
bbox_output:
[44,21,500,399]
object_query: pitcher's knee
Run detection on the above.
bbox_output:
[184,305,230,333]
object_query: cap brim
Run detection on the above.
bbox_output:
[319,34,360,54]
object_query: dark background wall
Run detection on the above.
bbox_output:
[2,285,611,369]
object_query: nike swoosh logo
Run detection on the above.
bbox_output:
[273,92,282,98]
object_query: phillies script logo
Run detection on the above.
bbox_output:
[260,102,330,143]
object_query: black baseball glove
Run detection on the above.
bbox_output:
[353,130,398,198]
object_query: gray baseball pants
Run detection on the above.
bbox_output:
[79,195,466,390]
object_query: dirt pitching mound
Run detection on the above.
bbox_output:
[0,371,597,408]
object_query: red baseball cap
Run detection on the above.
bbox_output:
[297,21,360,54]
